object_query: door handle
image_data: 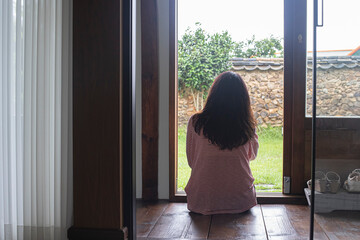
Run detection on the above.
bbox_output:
[316,0,324,27]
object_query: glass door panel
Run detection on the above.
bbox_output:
[307,0,360,238]
[176,0,284,194]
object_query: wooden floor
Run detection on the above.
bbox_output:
[136,200,360,239]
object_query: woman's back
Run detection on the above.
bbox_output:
[185,117,259,215]
[184,71,259,215]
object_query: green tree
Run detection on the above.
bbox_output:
[234,35,283,58]
[178,23,234,111]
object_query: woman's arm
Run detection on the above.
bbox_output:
[248,131,259,161]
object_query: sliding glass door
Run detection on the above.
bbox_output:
[170,0,309,200]
[308,0,360,238]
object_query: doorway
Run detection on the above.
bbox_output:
[171,0,286,198]
[169,0,308,201]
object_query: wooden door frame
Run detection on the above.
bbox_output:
[169,0,308,201]
[122,0,136,238]
[141,0,160,201]
[69,0,135,239]
[283,0,307,195]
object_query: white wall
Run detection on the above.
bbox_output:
[157,0,170,199]
[135,0,142,199]
[135,0,170,199]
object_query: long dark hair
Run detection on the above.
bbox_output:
[192,71,256,150]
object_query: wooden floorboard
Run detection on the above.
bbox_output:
[315,211,360,240]
[136,200,169,238]
[147,203,193,239]
[261,204,328,240]
[185,212,212,239]
[261,205,297,238]
[283,205,329,240]
[208,206,267,239]
[137,201,359,239]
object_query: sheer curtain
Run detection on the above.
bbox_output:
[0,0,72,239]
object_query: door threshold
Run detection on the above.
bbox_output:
[257,192,307,204]
[171,192,307,205]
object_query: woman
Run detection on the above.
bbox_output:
[185,71,259,215]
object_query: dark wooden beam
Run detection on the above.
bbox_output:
[141,0,159,200]
[73,0,121,228]
[70,0,133,239]
[290,0,307,194]
[121,0,136,238]
[284,0,307,195]
[283,0,294,193]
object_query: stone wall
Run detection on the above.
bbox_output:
[178,69,284,126]
[178,91,197,126]
[306,68,360,116]
[178,66,360,127]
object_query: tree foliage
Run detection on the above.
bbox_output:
[234,35,283,58]
[178,23,234,110]
[178,24,283,110]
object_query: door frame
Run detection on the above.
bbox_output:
[283,0,307,195]
[69,0,135,239]
[169,0,308,201]
[169,0,180,202]
[123,0,136,237]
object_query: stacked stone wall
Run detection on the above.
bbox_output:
[306,68,360,116]
[178,67,360,126]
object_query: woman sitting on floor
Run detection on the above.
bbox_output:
[185,71,259,215]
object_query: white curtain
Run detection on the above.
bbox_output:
[0,0,72,239]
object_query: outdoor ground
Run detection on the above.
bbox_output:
[177,125,283,192]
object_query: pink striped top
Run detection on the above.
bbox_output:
[185,116,259,215]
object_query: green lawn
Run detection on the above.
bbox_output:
[177,125,283,192]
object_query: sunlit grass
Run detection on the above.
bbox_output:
[177,126,191,191]
[250,125,283,192]
[177,125,283,192]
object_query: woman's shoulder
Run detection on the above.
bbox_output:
[189,113,197,121]
[188,114,197,127]
[187,114,200,136]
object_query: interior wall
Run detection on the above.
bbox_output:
[135,0,142,199]
[135,0,170,199]
[157,0,170,199]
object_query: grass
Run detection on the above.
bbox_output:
[177,125,283,192]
